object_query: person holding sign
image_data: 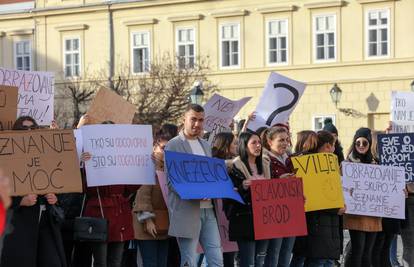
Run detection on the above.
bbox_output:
[164,104,223,267]
[290,131,345,267]
[223,131,271,267]
[132,125,178,267]
[262,127,295,267]
[343,128,382,267]
[1,116,67,267]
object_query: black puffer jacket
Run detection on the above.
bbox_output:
[293,209,342,260]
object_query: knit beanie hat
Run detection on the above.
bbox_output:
[351,127,373,163]
[322,118,338,135]
[353,127,372,144]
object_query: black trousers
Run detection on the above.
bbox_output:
[345,230,377,267]
[37,214,65,267]
[372,232,394,267]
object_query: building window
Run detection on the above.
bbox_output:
[14,40,31,71]
[313,115,336,131]
[64,38,81,77]
[176,28,195,69]
[314,14,336,61]
[267,19,288,65]
[220,23,240,68]
[366,9,389,57]
[131,31,150,74]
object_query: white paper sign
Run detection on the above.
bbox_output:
[247,72,306,131]
[74,129,83,164]
[207,124,232,145]
[82,124,155,186]
[203,94,251,132]
[391,91,414,133]
[0,67,54,125]
[342,162,405,219]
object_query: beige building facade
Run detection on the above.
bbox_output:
[1,0,414,147]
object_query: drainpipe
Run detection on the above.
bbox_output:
[108,4,114,89]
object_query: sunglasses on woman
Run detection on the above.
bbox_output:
[355,140,369,147]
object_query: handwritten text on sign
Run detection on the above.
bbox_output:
[378,133,414,182]
[82,124,155,187]
[203,94,251,132]
[342,162,405,219]
[251,178,307,240]
[391,91,414,133]
[0,67,54,125]
[248,72,306,131]
[0,129,82,196]
[165,151,244,203]
[0,85,18,130]
[292,153,344,212]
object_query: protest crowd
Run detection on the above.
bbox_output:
[0,71,413,267]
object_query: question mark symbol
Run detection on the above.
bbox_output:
[265,83,299,126]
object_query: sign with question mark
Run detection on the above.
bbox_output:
[247,72,306,131]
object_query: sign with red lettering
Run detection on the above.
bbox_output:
[0,129,83,196]
[251,178,307,240]
[0,67,54,125]
[0,85,18,130]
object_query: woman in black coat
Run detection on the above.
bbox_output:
[0,116,67,267]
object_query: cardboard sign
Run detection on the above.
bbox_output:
[164,151,244,203]
[203,94,251,132]
[378,133,414,182]
[0,67,54,125]
[342,162,405,219]
[87,87,136,124]
[82,124,155,187]
[391,91,414,133]
[251,178,307,240]
[0,85,18,130]
[0,129,82,196]
[291,153,344,212]
[248,72,306,131]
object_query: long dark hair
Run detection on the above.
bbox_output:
[316,130,335,151]
[212,132,235,160]
[12,116,39,130]
[238,132,263,176]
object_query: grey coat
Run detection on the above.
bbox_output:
[164,131,212,238]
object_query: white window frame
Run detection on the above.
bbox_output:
[266,19,289,66]
[313,14,337,63]
[63,36,81,78]
[130,30,151,74]
[219,22,241,69]
[365,9,390,59]
[312,115,336,131]
[14,39,32,71]
[176,27,196,69]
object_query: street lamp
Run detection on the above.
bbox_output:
[330,83,342,107]
[189,81,204,105]
[410,80,414,92]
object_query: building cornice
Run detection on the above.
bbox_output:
[210,9,248,18]
[304,1,348,9]
[123,18,158,26]
[256,5,298,14]
[357,0,399,3]
[6,28,34,35]
[167,14,203,22]
[55,24,89,31]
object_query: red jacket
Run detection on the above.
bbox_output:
[267,153,294,178]
[84,185,138,242]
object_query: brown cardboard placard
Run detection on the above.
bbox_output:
[87,87,136,124]
[0,129,83,196]
[0,85,18,130]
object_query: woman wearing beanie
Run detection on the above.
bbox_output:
[344,127,381,267]
[322,118,344,164]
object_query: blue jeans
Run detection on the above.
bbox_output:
[290,256,333,267]
[138,239,169,267]
[278,237,295,267]
[264,238,283,267]
[177,208,223,267]
[237,240,269,267]
[390,235,400,266]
